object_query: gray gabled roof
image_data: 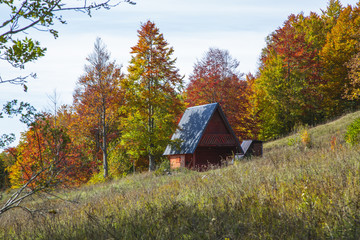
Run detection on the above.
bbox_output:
[163,103,241,155]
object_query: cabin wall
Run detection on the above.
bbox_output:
[195,146,236,170]
[244,141,263,157]
[194,109,240,170]
[169,155,185,169]
[168,154,195,170]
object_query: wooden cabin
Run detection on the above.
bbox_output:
[163,103,243,170]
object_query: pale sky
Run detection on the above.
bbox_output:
[1,0,359,147]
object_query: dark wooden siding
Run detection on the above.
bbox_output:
[195,146,236,170]
[199,110,237,147]
[251,142,263,156]
[203,110,229,134]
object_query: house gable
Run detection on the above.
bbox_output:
[198,110,237,147]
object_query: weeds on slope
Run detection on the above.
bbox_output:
[1,118,360,239]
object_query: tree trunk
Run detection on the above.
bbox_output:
[103,136,108,178]
[148,115,155,171]
[102,103,108,178]
[148,151,154,171]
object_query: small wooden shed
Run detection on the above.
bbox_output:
[241,140,263,157]
[163,103,243,170]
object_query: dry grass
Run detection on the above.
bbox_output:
[1,111,360,239]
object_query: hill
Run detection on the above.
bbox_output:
[1,111,360,239]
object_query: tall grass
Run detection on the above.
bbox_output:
[1,111,360,239]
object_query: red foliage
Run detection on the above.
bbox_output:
[186,48,257,139]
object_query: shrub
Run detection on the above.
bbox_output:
[286,126,312,149]
[154,158,171,176]
[287,136,300,146]
[301,129,312,148]
[87,170,109,184]
[345,117,360,146]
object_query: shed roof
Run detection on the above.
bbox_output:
[241,140,262,155]
[241,140,253,155]
[163,103,241,155]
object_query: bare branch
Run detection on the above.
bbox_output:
[0,73,35,85]
[0,1,27,30]
[2,19,41,38]
[1,0,135,38]
[0,170,47,215]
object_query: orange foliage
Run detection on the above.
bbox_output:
[73,38,125,177]
[8,114,95,189]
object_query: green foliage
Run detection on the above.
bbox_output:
[0,100,37,148]
[287,135,300,147]
[108,141,133,177]
[345,117,360,146]
[255,13,326,141]
[0,154,9,189]
[87,171,109,185]
[320,4,360,116]
[0,134,15,149]
[121,20,185,170]
[253,1,360,141]
[5,38,46,69]
[0,0,62,73]
[153,158,170,176]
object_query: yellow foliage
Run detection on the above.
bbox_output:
[301,129,311,148]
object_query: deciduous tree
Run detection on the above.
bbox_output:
[1,113,93,216]
[320,4,360,114]
[254,14,325,140]
[73,38,124,178]
[345,51,360,100]
[8,113,92,188]
[186,48,256,139]
[121,20,184,171]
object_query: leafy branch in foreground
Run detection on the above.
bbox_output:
[0,99,37,148]
[0,0,135,89]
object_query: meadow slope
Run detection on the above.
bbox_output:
[1,111,360,239]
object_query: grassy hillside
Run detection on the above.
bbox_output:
[1,111,360,239]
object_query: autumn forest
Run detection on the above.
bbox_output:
[2,0,360,192]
